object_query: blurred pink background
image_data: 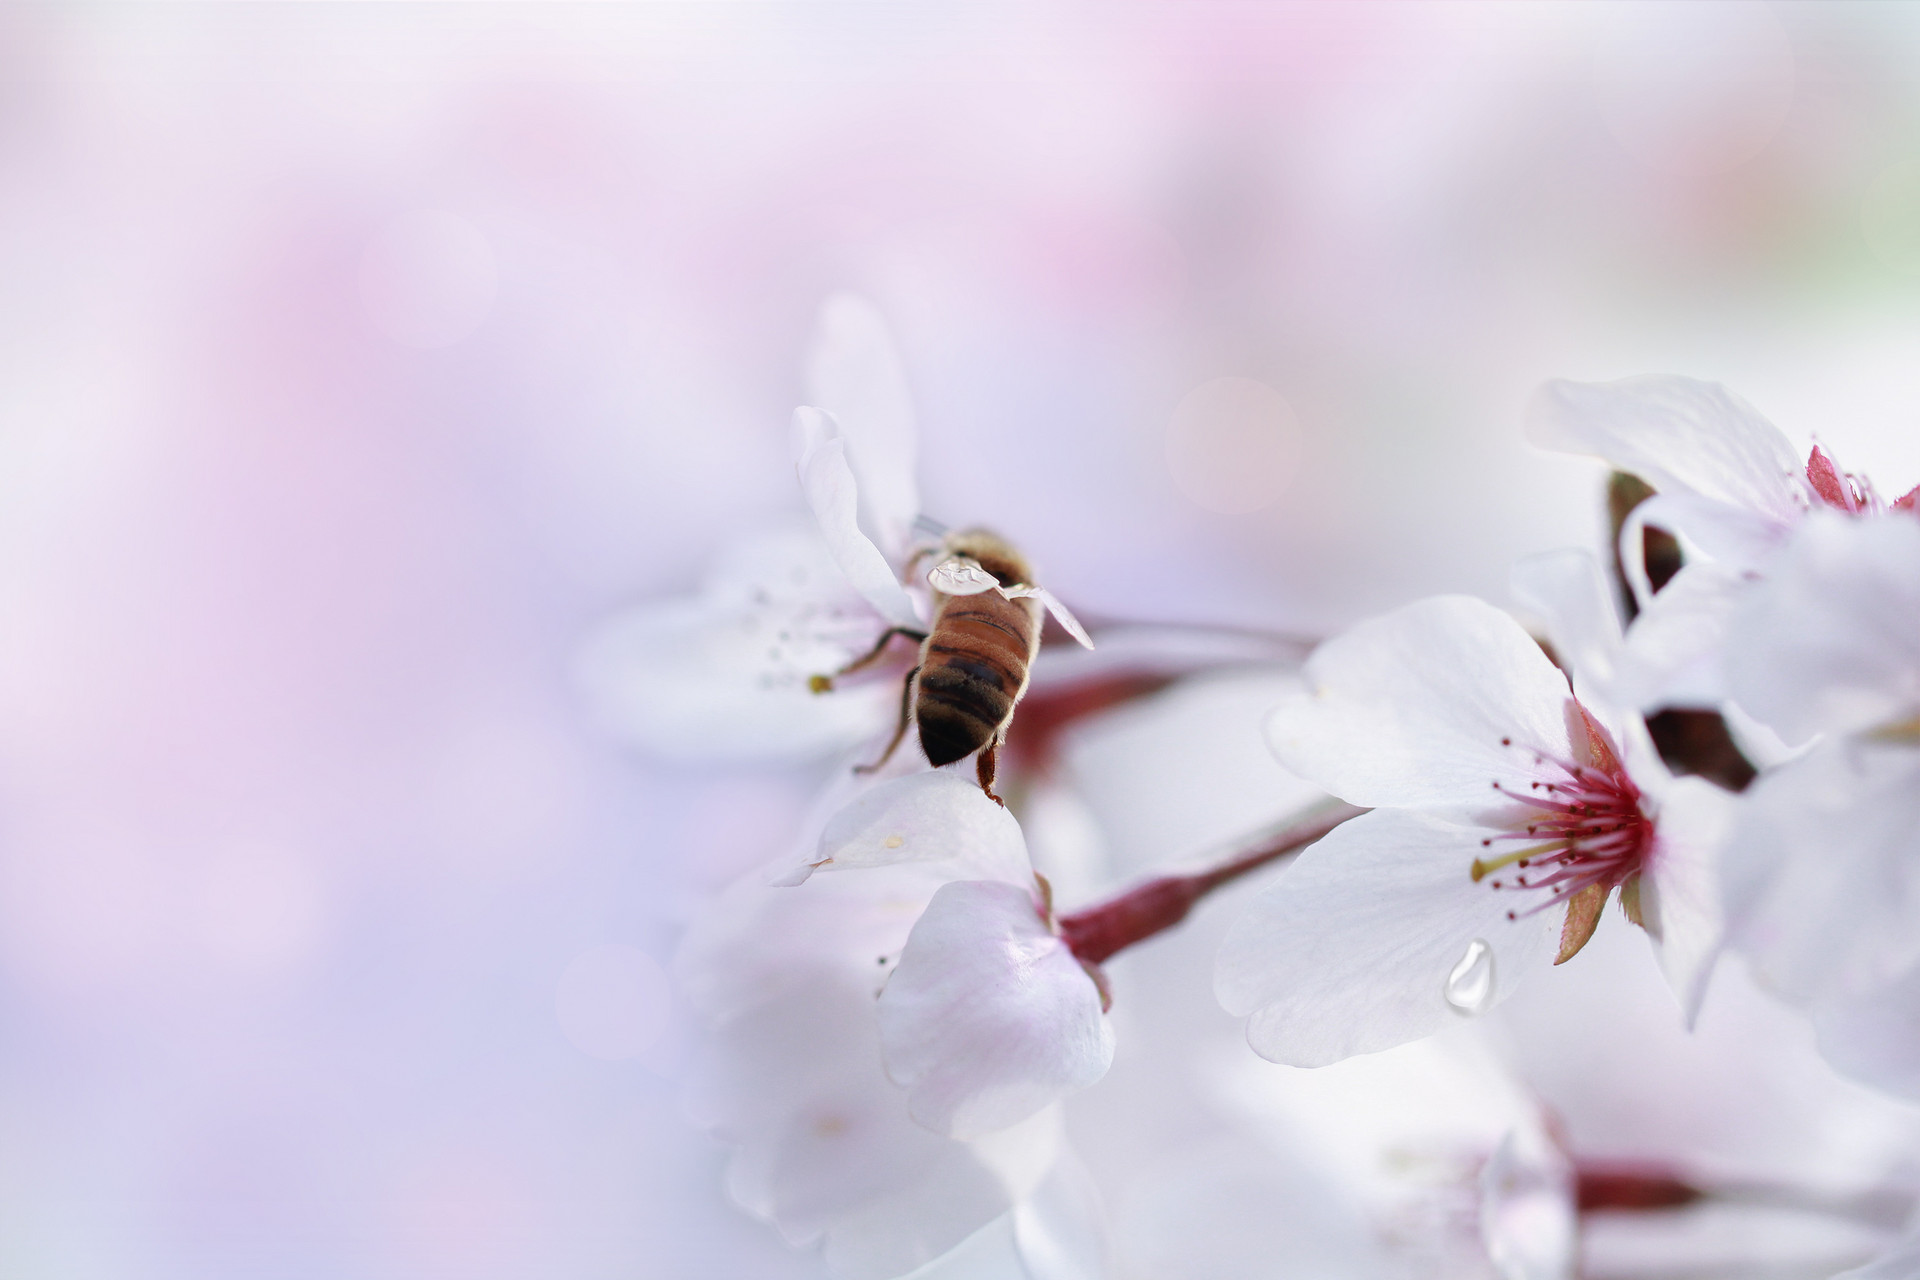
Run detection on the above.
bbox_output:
[4,4,1920,1276]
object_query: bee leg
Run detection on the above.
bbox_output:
[976,738,1004,807]
[854,665,919,775]
[810,627,929,694]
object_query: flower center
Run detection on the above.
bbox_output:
[1473,729,1653,923]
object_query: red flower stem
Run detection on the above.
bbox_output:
[1056,800,1368,966]
[1574,1161,1914,1227]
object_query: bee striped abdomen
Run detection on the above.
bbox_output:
[916,597,1040,767]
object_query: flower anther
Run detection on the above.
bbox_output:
[1474,704,1655,962]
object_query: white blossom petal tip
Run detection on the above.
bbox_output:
[1478,1124,1577,1280]
[806,294,921,559]
[1726,512,1920,745]
[1526,376,1799,506]
[878,880,1114,1139]
[1265,595,1574,811]
[1509,548,1621,694]
[795,407,925,630]
[1638,775,1732,1025]
[806,769,1034,885]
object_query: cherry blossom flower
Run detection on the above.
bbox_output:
[1221,1031,1578,1280]
[1718,513,1920,1100]
[780,767,1117,1138]
[1527,375,1919,713]
[780,763,1355,1142]
[1216,594,1732,1067]
[581,293,1100,770]
[739,664,1366,1155]
[577,526,905,760]
[579,294,928,763]
[996,670,1583,1280]
[674,793,1100,1279]
[1494,893,1920,1278]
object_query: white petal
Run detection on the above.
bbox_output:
[1809,967,1920,1103]
[1266,596,1576,812]
[1210,1026,1550,1218]
[1215,808,1560,1066]
[1110,1137,1385,1280]
[879,880,1114,1139]
[1007,1155,1106,1280]
[678,850,970,1025]
[676,865,1062,1280]
[901,1213,1028,1280]
[1719,697,1806,771]
[1478,1125,1578,1280]
[1639,776,1733,1024]
[1722,744,1920,1007]
[901,1156,1105,1280]
[1526,376,1803,531]
[1510,548,1622,692]
[803,769,1034,884]
[1833,1222,1920,1280]
[796,408,925,629]
[1611,560,1749,711]
[1621,488,1788,576]
[821,1107,1064,1280]
[806,293,921,558]
[575,527,895,761]
[1725,512,1920,744]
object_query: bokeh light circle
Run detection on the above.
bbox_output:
[1165,376,1302,516]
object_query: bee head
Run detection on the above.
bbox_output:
[941,528,1033,588]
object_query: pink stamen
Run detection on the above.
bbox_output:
[1475,707,1653,921]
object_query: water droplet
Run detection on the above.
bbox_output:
[1444,938,1495,1015]
[927,557,997,596]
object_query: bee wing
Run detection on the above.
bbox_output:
[1000,585,1095,649]
[927,556,1000,596]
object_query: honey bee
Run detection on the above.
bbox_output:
[811,528,1093,801]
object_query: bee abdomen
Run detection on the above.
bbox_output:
[914,600,1037,767]
[915,666,1007,766]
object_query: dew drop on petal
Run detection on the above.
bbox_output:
[927,558,998,595]
[1444,938,1495,1015]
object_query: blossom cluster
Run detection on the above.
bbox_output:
[588,302,1920,1279]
